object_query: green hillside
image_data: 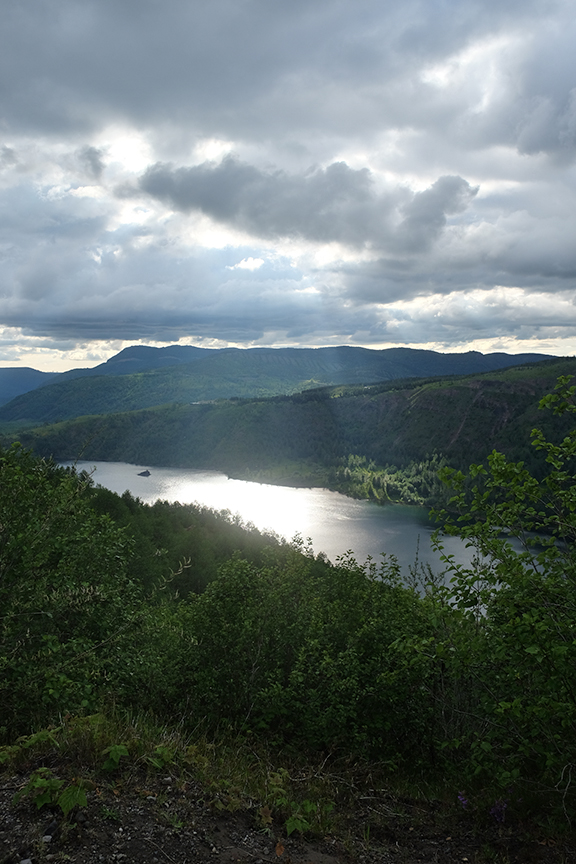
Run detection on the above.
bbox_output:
[0,367,57,405]
[0,358,320,423]
[13,357,576,504]
[0,345,553,424]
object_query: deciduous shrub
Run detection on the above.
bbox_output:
[0,445,138,739]
[432,376,576,816]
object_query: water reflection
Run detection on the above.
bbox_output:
[67,460,471,576]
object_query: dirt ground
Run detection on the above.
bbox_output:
[1,766,574,864]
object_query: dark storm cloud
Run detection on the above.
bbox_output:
[394,175,478,252]
[0,0,567,152]
[139,158,393,247]
[0,242,328,344]
[139,157,477,253]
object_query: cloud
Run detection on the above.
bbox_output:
[394,175,478,252]
[139,158,384,247]
[1,0,576,370]
[138,157,478,254]
[228,258,264,271]
[0,146,18,169]
[77,146,105,179]
[0,0,566,153]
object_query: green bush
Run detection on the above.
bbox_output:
[432,376,576,815]
[169,544,439,765]
[0,444,139,738]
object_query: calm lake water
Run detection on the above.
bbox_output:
[68,460,477,578]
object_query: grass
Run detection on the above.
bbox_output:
[2,707,574,862]
[0,707,430,840]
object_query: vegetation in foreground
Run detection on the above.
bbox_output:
[2,713,570,864]
[1,378,576,861]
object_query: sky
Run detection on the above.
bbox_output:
[1,0,575,371]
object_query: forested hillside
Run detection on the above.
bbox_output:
[2,377,576,853]
[0,345,553,423]
[0,367,57,406]
[13,356,576,505]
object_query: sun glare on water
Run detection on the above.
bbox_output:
[151,471,321,539]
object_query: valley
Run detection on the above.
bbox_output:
[5,352,575,507]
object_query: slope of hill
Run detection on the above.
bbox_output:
[15,358,576,494]
[0,367,58,406]
[0,346,555,424]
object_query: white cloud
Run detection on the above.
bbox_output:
[228,258,265,270]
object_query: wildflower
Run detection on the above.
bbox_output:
[457,792,468,809]
[489,799,507,823]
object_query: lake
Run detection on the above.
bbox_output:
[67,460,478,578]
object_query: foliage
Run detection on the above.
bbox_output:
[102,743,130,771]
[13,767,88,816]
[0,728,61,765]
[87,487,285,596]
[166,544,438,765]
[0,444,140,740]
[328,452,449,505]
[431,375,576,817]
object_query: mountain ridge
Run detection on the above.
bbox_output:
[0,345,556,421]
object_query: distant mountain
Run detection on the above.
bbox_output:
[38,344,560,383]
[55,344,213,382]
[0,345,555,425]
[0,367,58,406]
[0,346,214,407]
[15,357,576,486]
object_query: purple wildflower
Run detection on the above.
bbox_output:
[489,798,507,823]
[457,792,468,809]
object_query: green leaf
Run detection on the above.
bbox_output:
[58,784,88,816]
[34,790,55,810]
[102,744,129,770]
